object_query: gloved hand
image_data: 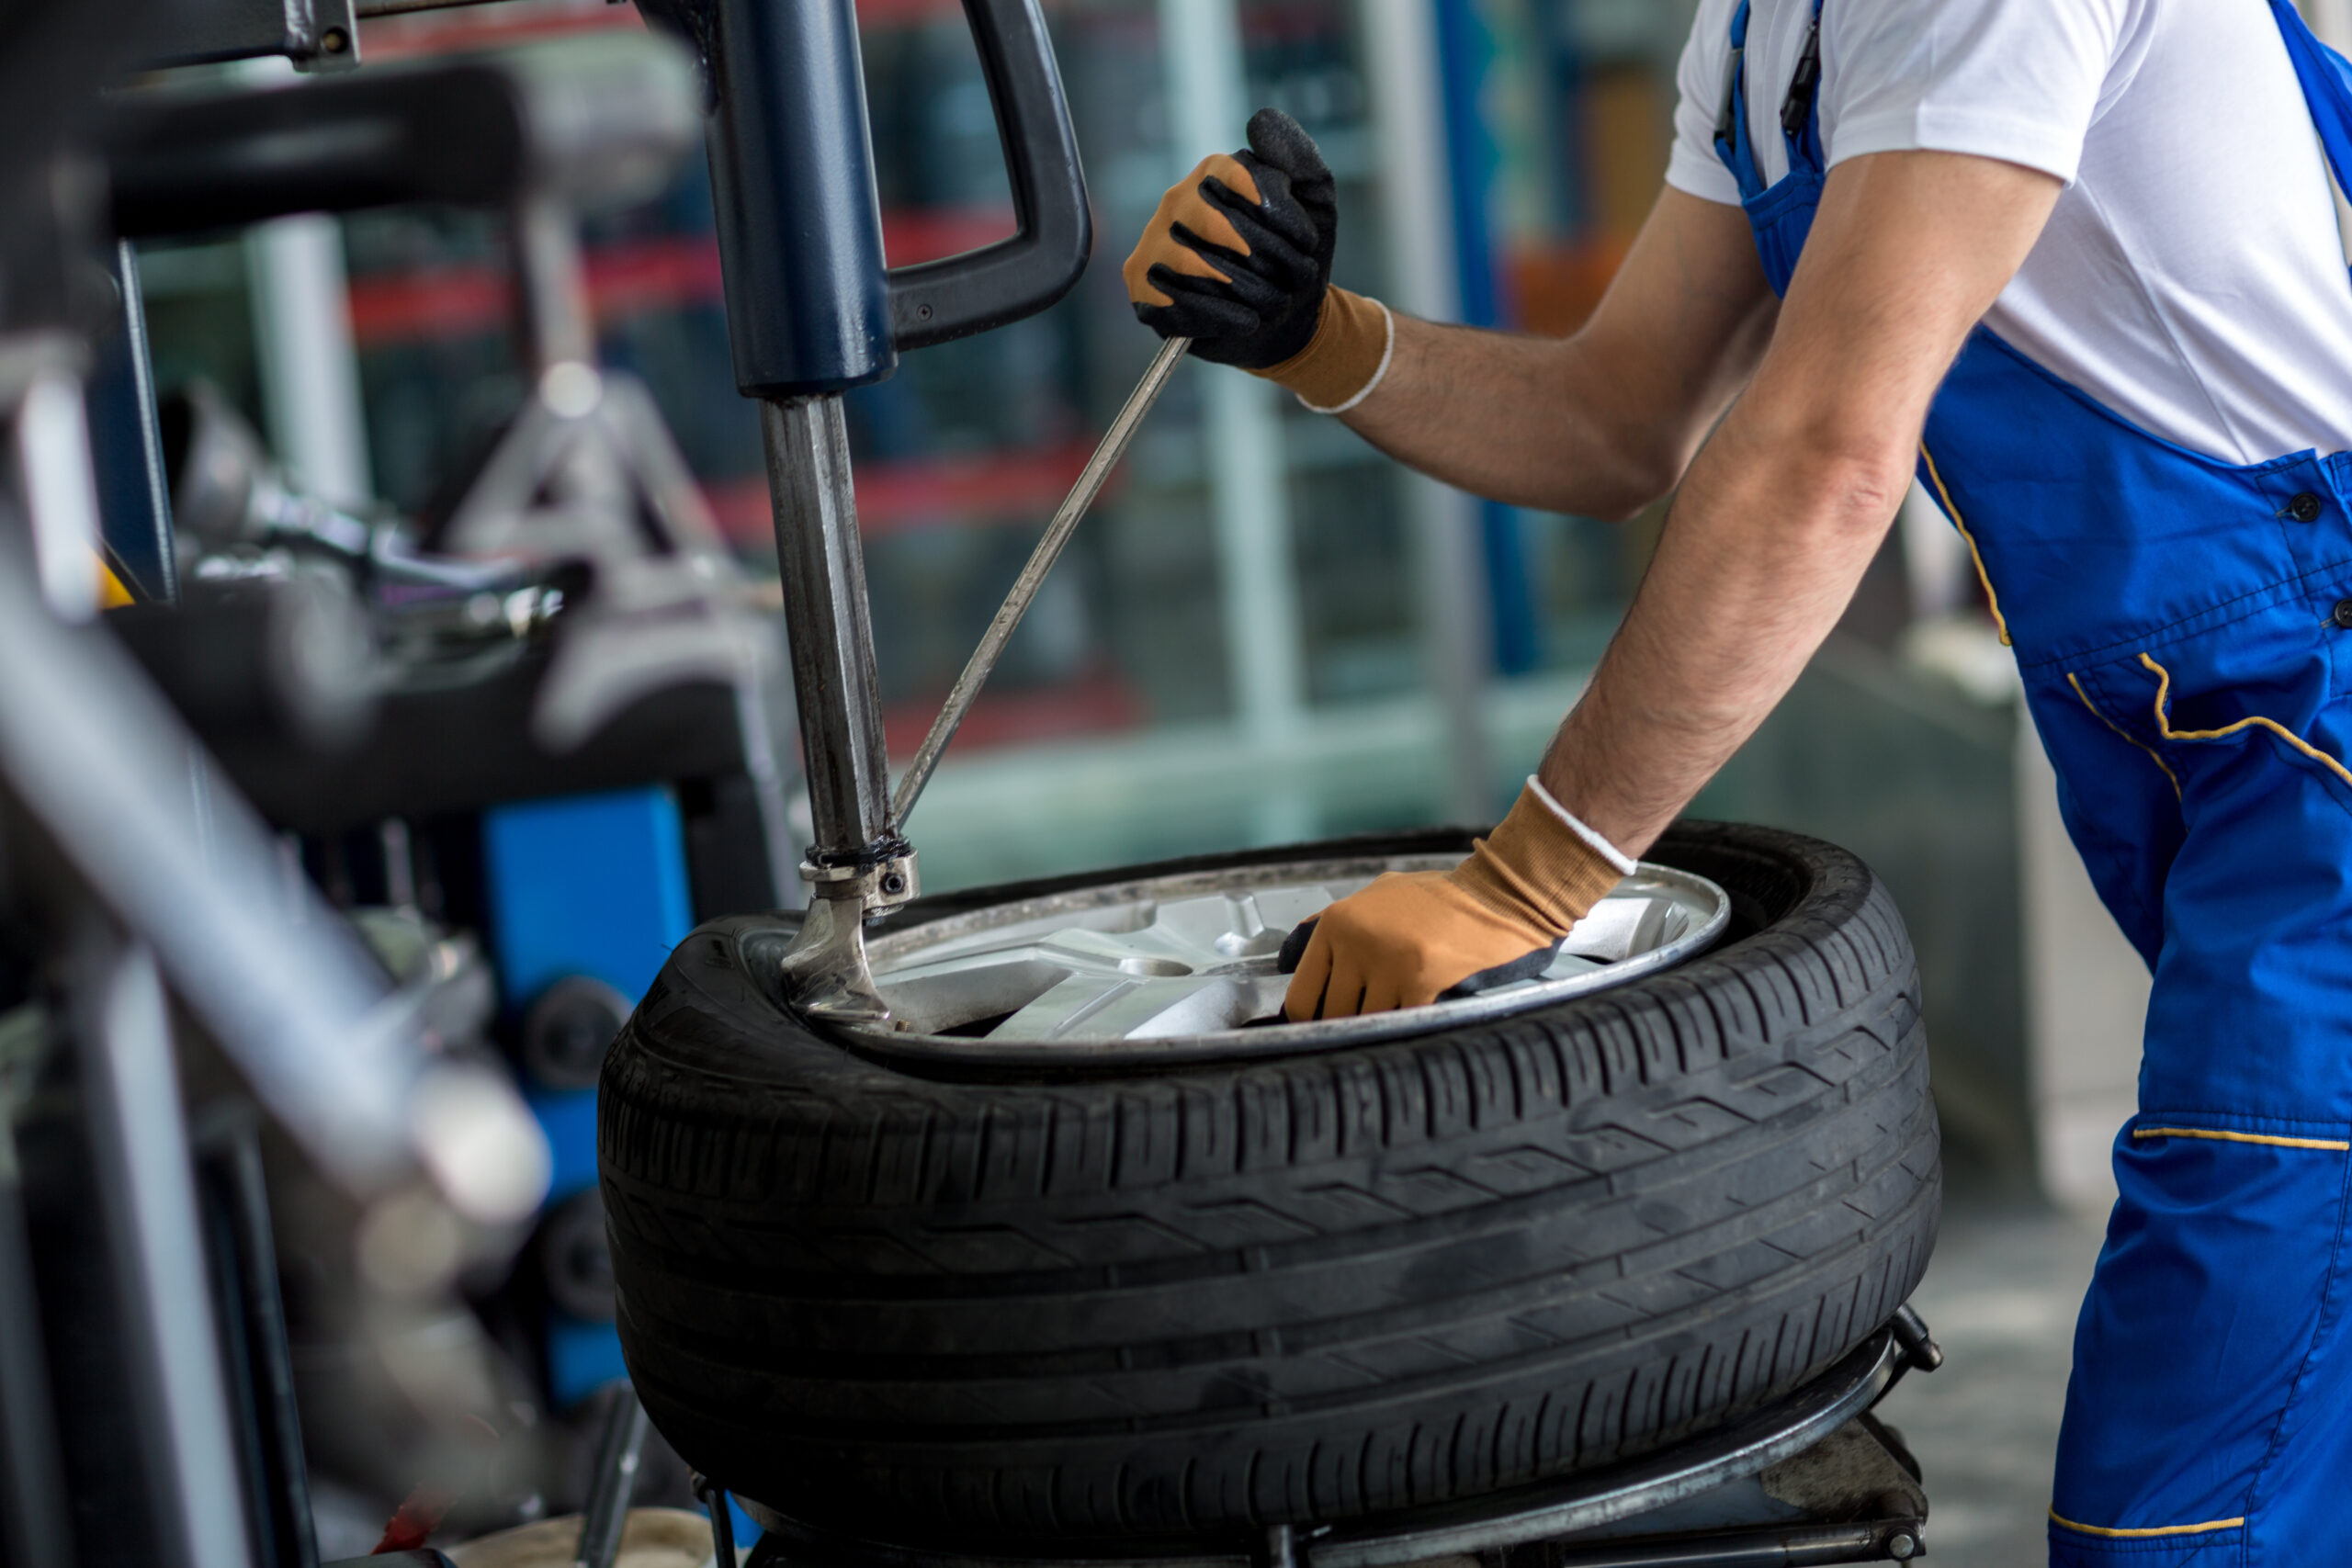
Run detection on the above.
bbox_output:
[1283,782,1632,1020]
[1123,107,1393,412]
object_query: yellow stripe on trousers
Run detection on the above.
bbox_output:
[2049,1508,2245,1539]
[2132,1126,2351,1151]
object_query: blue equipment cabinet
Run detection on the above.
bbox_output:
[481,785,695,1407]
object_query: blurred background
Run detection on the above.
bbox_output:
[119,0,2184,1558]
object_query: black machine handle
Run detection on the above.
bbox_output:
[886,0,1091,352]
[674,0,1090,396]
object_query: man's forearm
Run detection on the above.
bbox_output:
[1329,187,1777,520]
[1335,321,1662,517]
[1536,412,1908,858]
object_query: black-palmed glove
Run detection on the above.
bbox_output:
[1123,109,1392,411]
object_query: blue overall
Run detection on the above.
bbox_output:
[1717,2,2352,1558]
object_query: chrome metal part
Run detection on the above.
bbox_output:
[891,336,1189,827]
[763,393,896,862]
[840,853,1729,1066]
[740,1329,1905,1568]
[435,364,797,908]
[805,851,920,906]
[763,391,909,1020]
[779,886,895,1024]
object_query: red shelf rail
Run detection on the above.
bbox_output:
[345,220,1015,349]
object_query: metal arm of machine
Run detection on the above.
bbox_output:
[666,0,1095,1021]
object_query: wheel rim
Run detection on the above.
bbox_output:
[839,852,1730,1065]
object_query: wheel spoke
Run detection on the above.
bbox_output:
[990,973,1271,1041]
[865,862,1724,1045]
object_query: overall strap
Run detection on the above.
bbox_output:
[1780,0,1826,175]
[2269,0,2352,209]
[1712,0,1827,201]
[1713,0,1768,201]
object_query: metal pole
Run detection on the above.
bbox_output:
[1362,0,1494,825]
[762,395,910,1021]
[513,192,597,378]
[1159,0,1309,760]
[244,203,373,508]
[762,395,897,862]
[70,914,255,1568]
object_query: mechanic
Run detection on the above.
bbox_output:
[1125,0,2352,1558]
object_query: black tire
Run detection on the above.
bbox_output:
[599,821,1938,1547]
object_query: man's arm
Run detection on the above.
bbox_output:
[1542,150,2061,854]
[1282,149,2059,1020]
[1339,187,1781,520]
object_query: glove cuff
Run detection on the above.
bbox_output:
[1252,288,1392,412]
[1453,782,1628,935]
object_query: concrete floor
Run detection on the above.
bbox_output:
[1872,1193,2109,1566]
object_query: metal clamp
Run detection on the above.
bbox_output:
[803,850,921,908]
[769,342,1186,1027]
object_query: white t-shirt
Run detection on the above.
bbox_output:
[1664,0,2352,466]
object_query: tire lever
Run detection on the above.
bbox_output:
[889,334,1191,829]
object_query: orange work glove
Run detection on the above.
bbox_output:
[1283,780,1634,1020]
[1124,108,1393,412]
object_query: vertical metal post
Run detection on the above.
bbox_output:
[762,395,910,1021]
[512,192,598,377]
[690,0,941,1016]
[762,396,895,860]
[244,180,372,506]
[194,1108,321,1568]
[1159,0,1309,761]
[1362,0,1494,824]
[70,914,256,1568]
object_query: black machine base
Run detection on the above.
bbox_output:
[726,1313,1941,1568]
